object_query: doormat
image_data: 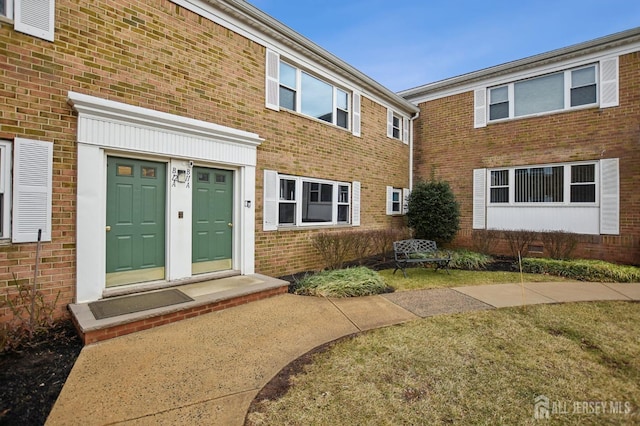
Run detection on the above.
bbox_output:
[89,289,194,320]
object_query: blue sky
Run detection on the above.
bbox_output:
[247,0,640,92]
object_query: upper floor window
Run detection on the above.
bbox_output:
[0,140,12,238]
[488,64,597,122]
[278,61,350,130]
[488,162,597,205]
[1,1,9,18]
[386,109,409,143]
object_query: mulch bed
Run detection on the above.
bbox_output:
[0,320,82,426]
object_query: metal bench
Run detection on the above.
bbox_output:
[393,239,451,278]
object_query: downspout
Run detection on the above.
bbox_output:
[409,110,420,190]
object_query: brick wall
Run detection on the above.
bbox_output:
[0,0,410,321]
[413,52,640,265]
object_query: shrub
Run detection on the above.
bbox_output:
[448,250,493,270]
[540,230,578,260]
[471,229,501,255]
[369,227,412,262]
[406,180,460,245]
[521,258,640,283]
[293,267,392,297]
[311,231,359,270]
[502,230,539,258]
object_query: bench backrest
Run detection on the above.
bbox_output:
[393,239,438,256]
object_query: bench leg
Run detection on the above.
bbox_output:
[394,262,408,278]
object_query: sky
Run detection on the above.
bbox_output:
[247,0,640,92]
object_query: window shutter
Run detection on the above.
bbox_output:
[386,108,394,138]
[12,138,53,243]
[263,169,278,231]
[600,158,619,235]
[14,0,55,42]
[386,186,394,215]
[265,50,280,111]
[351,181,361,226]
[402,188,410,214]
[352,92,361,137]
[474,88,487,128]
[472,169,486,229]
[600,57,619,109]
[402,117,409,144]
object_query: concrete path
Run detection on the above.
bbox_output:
[46,281,639,425]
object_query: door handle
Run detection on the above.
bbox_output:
[106,226,111,232]
[228,223,233,227]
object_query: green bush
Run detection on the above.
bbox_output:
[293,267,392,297]
[448,250,493,270]
[521,258,640,283]
[406,180,460,245]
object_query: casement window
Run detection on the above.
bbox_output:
[386,109,409,143]
[0,138,53,242]
[266,50,362,136]
[277,60,350,129]
[475,57,619,128]
[2,0,56,42]
[263,170,360,230]
[386,186,410,215]
[474,159,619,235]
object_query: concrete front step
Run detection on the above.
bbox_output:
[68,274,289,345]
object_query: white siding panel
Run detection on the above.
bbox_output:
[472,169,486,229]
[600,57,619,108]
[486,206,600,234]
[600,158,619,234]
[351,181,361,226]
[474,88,487,128]
[352,92,361,137]
[265,50,280,111]
[263,170,278,231]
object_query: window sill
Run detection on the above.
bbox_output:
[278,108,351,133]
[275,223,354,232]
[0,16,13,25]
[487,103,599,125]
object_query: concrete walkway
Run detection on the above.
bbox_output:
[46,281,640,425]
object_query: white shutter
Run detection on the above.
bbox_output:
[351,181,360,226]
[14,0,55,42]
[600,158,619,235]
[402,188,410,214]
[402,117,409,144]
[472,169,486,229]
[263,170,278,231]
[352,92,361,137]
[386,108,394,138]
[474,88,487,128]
[386,186,394,215]
[600,57,619,109]
[12,138,53,243]
[265,50,280,111]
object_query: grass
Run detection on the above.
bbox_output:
[247,301,640,425]
[379,267,570,292]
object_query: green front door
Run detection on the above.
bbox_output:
[106,157,166,287]
[192,167,233,274]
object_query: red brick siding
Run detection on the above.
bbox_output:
[413,52,640,265]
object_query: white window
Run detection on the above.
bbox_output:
[278,61,350,130]
[386,109,409,143]
[474,160,618,236]
[386,186,410,215]
[488,64,598,122]
[263,170,358,229]
[1,0,13,18]
[0,140,12,239]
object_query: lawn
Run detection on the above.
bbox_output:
[247,301,640,425]
[379,267,570,292]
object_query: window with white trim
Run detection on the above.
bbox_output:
[386,109,409,143]
[276,174,351,226]
[488,162,597,205]
[386,186,410,215]
[488,64,598,122]
[0,140,12,239]
[279,60,350,130]
[1,0,12,18]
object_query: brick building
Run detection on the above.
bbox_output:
[0,0,637,326]
[401,28,640,265]
[0,0,417,321]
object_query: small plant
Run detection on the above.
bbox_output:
[2,273,61,351]
[293,267,392,297]
[471,229,501,255]
[520,258,640,282]
[311,231,358,270]
[539,230,578,260]
[369,227,411,262]
[448,250,493,270]
[502,230,539,258]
